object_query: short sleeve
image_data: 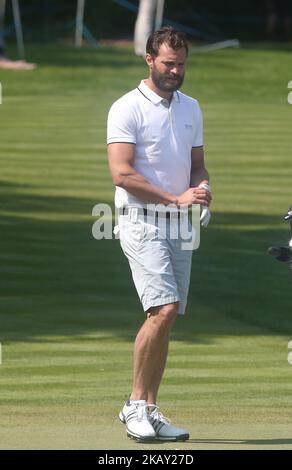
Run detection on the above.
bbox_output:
[107,100,137,145]
[192,102,203,148]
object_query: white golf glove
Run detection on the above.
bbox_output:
[199,182,212,227]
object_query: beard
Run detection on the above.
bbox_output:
[151,64,185,93]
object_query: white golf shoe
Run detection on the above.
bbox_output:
[147,405,189,441]
[119,400,156,442]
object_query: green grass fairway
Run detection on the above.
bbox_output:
[0,42,292,450]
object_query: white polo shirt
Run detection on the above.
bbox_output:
[107,79,203,209]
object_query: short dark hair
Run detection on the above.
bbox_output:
[146,26,189,57]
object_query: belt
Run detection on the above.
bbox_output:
[120,207,181,220]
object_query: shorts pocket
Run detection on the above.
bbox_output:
[120,218,145,250]
[143,222,160,241]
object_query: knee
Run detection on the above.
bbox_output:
[148,302,179,329]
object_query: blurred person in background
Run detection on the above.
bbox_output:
[0,0,36,70]
[265,0,292,40]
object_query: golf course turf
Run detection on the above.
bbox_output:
[0,42,292,450]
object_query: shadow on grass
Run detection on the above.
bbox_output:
[104,437,292,447]
[7,43,142,69]
[1,183,292,343]
[7,42,292,71]
[187,438,292,446]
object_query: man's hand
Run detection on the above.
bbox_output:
[177,180,212,207]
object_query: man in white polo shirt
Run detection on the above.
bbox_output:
[107,26,212,442]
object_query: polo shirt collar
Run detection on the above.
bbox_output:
[138,80,179,105]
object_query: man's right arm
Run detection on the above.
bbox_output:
[108,142,178,205]
[107,142,210,207]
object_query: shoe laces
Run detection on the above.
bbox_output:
[148,405,171,424]
[134,403,148,422]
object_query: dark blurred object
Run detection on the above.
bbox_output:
[2,1,292,44]
[268,246,292,263]
[268,206,292,269]
[0,0,6,57]
[265,0,292,40]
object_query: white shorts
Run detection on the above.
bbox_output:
[118,210,193,315]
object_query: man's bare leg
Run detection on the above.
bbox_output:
[130,302,178,402]
[147,331,169,405]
